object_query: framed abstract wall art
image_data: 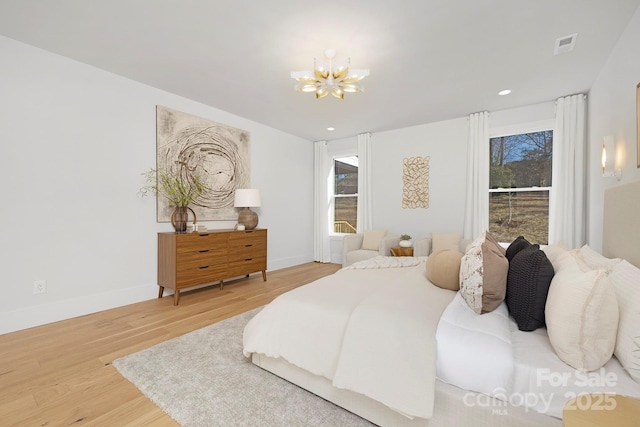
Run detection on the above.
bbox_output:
[156,105,250,221]
[402,156,430,209]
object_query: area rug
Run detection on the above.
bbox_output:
[113,308,374,426]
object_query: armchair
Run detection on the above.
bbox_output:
[342,232,400,267]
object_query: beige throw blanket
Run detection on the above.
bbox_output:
[243,260,455,419]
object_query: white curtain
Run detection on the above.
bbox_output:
[313,140,331,262]
[357,132,373,232]
[549,94,587,248]
[463,111,490,240]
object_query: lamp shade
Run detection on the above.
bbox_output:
[234,189,261,207]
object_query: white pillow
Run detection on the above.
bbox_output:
[361,229,387,251]
[609,260,640,383]
[545,253,618,371]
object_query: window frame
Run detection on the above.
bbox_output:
[330,154,358,236]
[489,120,554,244]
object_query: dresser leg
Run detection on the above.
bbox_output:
[158,286,165,299]
[219,280,224,290]
[173,290,180,306]
[262,270,267,281]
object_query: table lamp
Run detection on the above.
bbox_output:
[234,189,261,230]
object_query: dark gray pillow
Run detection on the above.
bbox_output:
[506,244,554,331]
[506,236,531,263]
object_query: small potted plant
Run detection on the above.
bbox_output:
[399,234,413,247]
[140,166,209,233]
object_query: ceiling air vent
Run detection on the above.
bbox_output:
[554,33,577,55]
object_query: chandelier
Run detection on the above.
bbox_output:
[290,48,370,99]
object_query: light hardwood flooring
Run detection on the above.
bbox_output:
[0,262,342,426]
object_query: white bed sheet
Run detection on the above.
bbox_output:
[510,320,640,419]
[436,290,640,420]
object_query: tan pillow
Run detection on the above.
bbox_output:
[361,229,387,251]
[545,253,618,371]
[431,232,463,253]
[459,231,508,314]
[426,250,462,290]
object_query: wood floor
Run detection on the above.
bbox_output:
[0,262,342,426]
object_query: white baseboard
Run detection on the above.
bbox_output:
[0,255,316,335]
[0,283,158,335]
[267,253,314,271]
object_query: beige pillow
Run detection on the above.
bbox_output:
[426,250,462,290]
[609,260,640,383]
[459,231,508,314]
[361,229,387,251]
[577,244,622,271]
[545,253,619,371]
[432,232,463,253]
[541,241,569,271]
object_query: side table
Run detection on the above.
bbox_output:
[391,246,414,256]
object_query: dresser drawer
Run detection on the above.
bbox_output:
[176,264,227,288]
[227,257,266,277]
[228,241,266,262]
[229,229,266,247]
[176,232,228,253]
[176,250,226,272]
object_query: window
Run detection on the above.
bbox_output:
[489,130,552,244]
[333,156,358,233]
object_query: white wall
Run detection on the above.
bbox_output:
[326,119,468,264]
[0,36,314,334]
[587,6,640,252]
[327,103,556,264]
[490,102,555,137]
[372,118,469,239]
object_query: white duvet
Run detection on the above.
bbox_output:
[436,292,514,397]
[436,292,640,419]
[243,257,455,419]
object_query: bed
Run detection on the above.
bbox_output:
[243,180,640,426]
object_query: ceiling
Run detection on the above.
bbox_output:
[1,0,639,141]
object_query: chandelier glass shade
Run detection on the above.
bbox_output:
[291,48,369,99]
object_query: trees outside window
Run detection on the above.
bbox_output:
[489,130,552,244]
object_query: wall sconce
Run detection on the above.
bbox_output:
[602,136,622,181]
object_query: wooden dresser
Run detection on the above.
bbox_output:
[157,228,267,305]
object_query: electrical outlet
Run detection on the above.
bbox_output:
[33,280,47,294]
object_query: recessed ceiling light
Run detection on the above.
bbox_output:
[498,89,512,96]
[327,127,335,131]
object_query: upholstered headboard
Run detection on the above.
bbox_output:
[603,180,640,268]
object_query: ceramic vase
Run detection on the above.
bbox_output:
[171,206,189,233]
